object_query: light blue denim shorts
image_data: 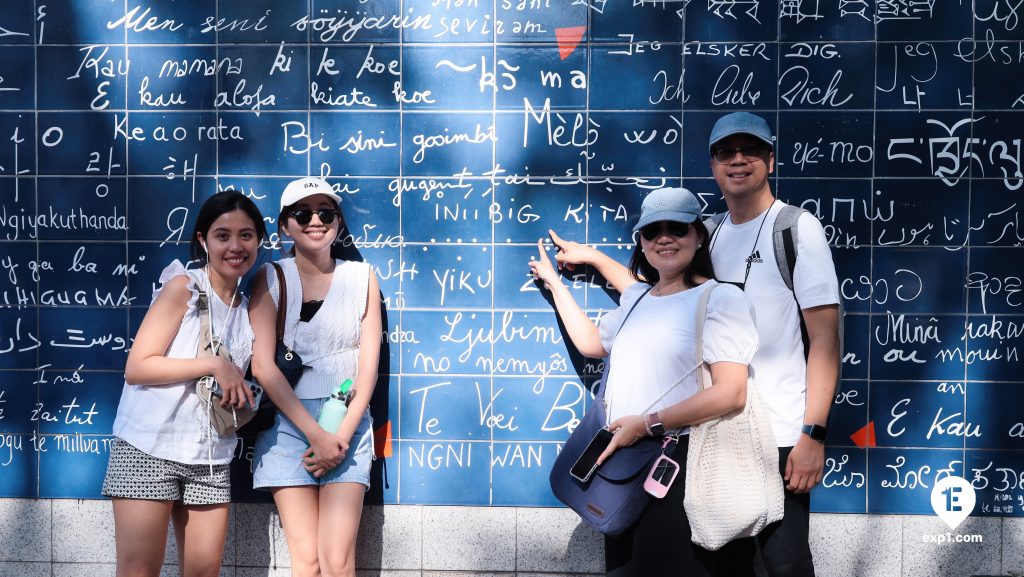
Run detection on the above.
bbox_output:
[253,398,374,490]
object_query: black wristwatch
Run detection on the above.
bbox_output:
[647,412,665,437]
[801,424,827,443]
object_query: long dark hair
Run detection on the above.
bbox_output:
[628,219,715,288]
[277,197,345,255]
[190,190,266,263]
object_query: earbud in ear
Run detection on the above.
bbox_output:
[200,241,208,252]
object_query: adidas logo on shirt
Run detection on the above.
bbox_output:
[746,250,764,264]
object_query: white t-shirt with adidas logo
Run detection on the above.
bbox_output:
[707,199,840,446]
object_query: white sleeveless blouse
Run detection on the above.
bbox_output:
[265,258,370,399]
[112,260,253,465]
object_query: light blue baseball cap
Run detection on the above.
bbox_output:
[708,111,774,153]
[632,187,701,232]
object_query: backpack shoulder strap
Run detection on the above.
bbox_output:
[772,204,806,292]
[703,212,727,238]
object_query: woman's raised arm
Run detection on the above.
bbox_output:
[529,238,606,358]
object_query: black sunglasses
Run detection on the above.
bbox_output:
[639,221,690,241]
[711,144,769,163]
[288,208,338,225]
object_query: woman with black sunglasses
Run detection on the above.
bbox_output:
[528,187,759,576]
[248,177,381,577]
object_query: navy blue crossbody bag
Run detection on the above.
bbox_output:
[549,286,667,536]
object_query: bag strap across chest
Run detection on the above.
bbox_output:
[270,262,287,341]
[593,285,654,401]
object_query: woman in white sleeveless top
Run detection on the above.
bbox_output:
[103,191,265,577]
[249,177,382,577]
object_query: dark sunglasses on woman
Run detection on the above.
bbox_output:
[639,221,690,241]
[288,208,338,225]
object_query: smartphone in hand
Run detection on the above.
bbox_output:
[570,428,614,483]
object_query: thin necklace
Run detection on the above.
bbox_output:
[653,280,687,297]
[205,267,240,355]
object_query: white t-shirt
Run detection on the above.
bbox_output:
[112,261,253,464]
[598,280,758,429]
[708,199,840,446]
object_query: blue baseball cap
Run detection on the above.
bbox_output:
[708,112,774,153]
[632,187,701,232]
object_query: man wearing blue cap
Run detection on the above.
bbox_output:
[547,112,840,576]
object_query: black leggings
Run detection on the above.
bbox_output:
[604,436,714,577]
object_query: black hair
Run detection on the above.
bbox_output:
[628,219,715,288]
[190,190,267,263]
[276,196,346,255]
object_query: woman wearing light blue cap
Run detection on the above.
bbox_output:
[529,187,759,575]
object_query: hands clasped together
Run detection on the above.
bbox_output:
[303,429,349,478]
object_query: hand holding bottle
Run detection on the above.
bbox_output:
[303,379,354,473]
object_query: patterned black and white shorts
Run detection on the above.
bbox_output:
[102,438,231,505]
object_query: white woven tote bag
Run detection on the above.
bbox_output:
[683,282,785,551]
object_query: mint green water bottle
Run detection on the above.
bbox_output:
[317,379,354,434]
